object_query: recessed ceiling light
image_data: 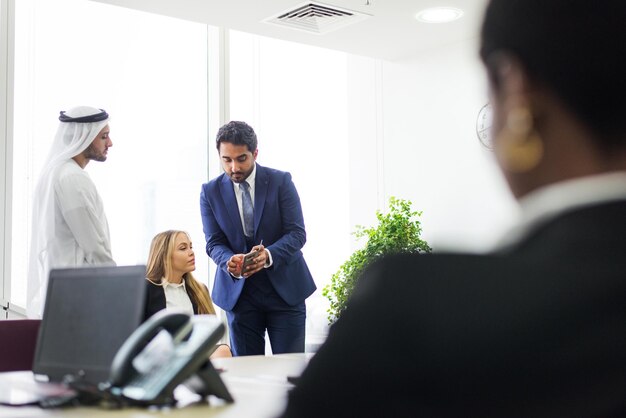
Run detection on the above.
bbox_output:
[415,7,464,23]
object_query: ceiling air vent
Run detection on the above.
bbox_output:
[264,2,370,35]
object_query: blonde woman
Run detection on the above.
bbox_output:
[145,230,231,358]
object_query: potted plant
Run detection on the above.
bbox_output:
[322,197,431,323]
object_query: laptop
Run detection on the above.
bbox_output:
[0,265,147,406]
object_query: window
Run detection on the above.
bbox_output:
[229,31,352,345]
[7,1,351,346]
[11,0,211,310]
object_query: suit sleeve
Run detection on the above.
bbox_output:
[265,172,307,270]
[200,184,235,274]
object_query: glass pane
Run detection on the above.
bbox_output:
[12,0,209,309]
[230,31,352,346]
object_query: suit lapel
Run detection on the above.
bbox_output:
[220,174,246,238]
[254,164,269,237]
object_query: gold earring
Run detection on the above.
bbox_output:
[498,106,544,173]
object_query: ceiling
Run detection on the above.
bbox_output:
[91,0,489,61]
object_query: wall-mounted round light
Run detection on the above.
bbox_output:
[415,7,464,23]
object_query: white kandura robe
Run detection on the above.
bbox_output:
[27,160,114,317]
[51,160,114,266]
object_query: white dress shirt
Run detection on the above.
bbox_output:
[232,164,257,233]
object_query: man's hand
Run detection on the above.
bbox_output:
[227,245,267,278]
[227,254,245,277]
[241,244,267,278]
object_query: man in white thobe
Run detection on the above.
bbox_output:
[26,106,116,318]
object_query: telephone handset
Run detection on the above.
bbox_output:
[107,310,233,406]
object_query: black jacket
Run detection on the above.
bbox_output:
[281,201,626,417]
[143,280,199,321]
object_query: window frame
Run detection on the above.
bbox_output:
[1,0,17,317]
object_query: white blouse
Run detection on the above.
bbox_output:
[162,280,194,316]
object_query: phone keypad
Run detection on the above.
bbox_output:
[124,356,189,400]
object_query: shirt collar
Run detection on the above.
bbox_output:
[496,171,626,249]
[162,278,187,290]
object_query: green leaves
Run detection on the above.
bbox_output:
[322,197,431,324]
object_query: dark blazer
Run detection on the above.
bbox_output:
[143,280,198,321]
[281,201,626,417]
[200,164,316,311]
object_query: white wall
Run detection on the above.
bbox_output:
[348,38,519,253]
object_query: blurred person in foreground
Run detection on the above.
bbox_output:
[279,0,626,417]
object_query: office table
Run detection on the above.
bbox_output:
[0,353,311,417]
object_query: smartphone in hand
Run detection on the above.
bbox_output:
[241,248,260,275]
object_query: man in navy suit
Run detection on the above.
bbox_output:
[200,121,316,356]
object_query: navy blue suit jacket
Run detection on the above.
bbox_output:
[200,164,316,311]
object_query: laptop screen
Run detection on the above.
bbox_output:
[33,265,147,385]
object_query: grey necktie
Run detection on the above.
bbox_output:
[240,181,254,238]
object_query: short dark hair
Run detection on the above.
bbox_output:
[215,121,258,153]
[480,0,626,149]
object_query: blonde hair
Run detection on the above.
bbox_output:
[146,230,216,315]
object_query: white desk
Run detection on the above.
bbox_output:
[0,353,311,417]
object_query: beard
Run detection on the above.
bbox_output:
[84,143,107,162]
[228,165,254,183]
